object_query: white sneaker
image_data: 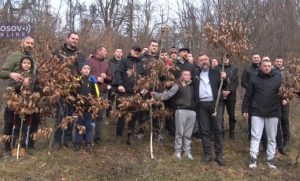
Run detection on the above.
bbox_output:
[266,159,277,169]
[175,152,182,160]
[184,152,194,160]
[137,133,144,140]
[249,156,257,169]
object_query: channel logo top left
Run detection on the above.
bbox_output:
[0,23,34,39]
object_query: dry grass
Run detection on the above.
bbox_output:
[0,100,299,180]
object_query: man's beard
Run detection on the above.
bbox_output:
[201,64,209,71]
[23,46,32,54]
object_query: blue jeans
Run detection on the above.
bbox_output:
[54,99,74,144]
[75,112,93,143]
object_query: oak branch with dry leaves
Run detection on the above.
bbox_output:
[204,18,252,116]
[110,59,175,124]
[3,74,41,159]
[278,58,300,100]
[38,55,109,153]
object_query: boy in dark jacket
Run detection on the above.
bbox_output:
[152,70,196,160]
[4,56,39,154]
[74,62,99,153]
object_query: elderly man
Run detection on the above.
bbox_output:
[242,59,285,169]
[195,54,227,166]
[0,36,39,155]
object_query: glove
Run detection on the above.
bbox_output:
[89,75,98,83]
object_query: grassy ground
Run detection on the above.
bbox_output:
[0,101,299,181]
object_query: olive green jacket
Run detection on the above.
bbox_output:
[0,50,36,79]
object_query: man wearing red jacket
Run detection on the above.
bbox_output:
[87,46,112,144]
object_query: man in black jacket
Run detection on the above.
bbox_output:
[138,40,160,140]
[241,54,261,89]
[195,54,227,166]
[52,32,85,75]
[108,48,123,93]
[273,56,290,154]
[114,45,145,144]
[241,54,261,140]
[52,32,85,149]
[140,40,159,62]
[219,57,239,139]
[242,59,285,169]
[174,48,196,79]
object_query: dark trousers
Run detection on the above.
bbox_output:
[276,120,283,149]
[165,115,175,137]
[54,99,74,144]
[276,104,290,149]
[75,112,93,143]
[115,93,138,136]
[165,100,175,137]
[3,107,39,151]
[116,113,138,136]
[281,104,290,144]
[94,92,108,141]
[222,98,237,133]
[198,101,224,157]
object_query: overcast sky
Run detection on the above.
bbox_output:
[49,0,178,30]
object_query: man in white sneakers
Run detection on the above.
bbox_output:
[242,58,286,169]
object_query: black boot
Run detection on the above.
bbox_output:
[28,137,35,149]
[127,133,133,145]
[115,136,122,144]
[85,142,92,154]
[4,141,11,152]
[74,143,81,152]
[229,130,235,140]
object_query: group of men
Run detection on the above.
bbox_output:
[0,32,291,169]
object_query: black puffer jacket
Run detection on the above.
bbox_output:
[242,70,282,118]
[115,54,146,94]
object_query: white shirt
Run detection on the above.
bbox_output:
[199,70,214,101]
